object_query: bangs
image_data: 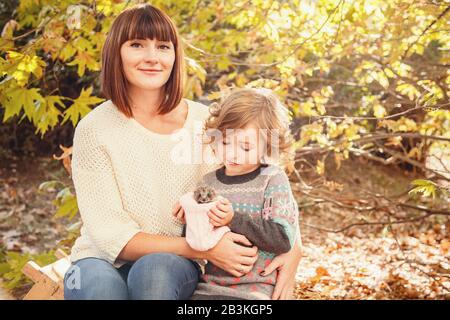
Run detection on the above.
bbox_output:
[101,4,184,118]
[120,6,178,45]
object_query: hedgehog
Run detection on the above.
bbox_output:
[193,185,217,204]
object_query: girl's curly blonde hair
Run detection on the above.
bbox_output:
[203,88,295,169]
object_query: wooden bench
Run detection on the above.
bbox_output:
[22,249,71,300]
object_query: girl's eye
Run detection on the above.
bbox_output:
[159,44,171,50]
[240,143,252,151]
[130,42,142,48]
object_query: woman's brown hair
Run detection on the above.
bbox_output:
[101,4,184,117]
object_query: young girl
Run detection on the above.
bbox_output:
[175,88,300,300]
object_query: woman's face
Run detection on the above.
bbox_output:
[120,38,175,93]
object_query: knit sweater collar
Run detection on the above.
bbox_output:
[215,164,268,185]
[127,99,194,138]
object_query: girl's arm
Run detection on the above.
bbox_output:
[230,213,291,254]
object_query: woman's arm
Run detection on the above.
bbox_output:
[117,232,207,261]
[71,121,143,264]
[118,231,260,277]
[263,222,303,299]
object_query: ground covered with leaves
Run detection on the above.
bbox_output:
[0,156,73,298]
[0,156,449,299]
[295,231,450,299]
[295,158,450,300]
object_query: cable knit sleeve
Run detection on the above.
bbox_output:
[71,120,142,265]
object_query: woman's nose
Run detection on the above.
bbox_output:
[143,46,158,63]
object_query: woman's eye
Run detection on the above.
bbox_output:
[130,42,142,48]
[159,44,171,50]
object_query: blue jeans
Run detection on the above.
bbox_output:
[63,253,201,300]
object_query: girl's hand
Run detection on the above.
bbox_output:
[172,201,186,224]
[262,242,302,300]
[207,197,234,227]
[204,232,258,277]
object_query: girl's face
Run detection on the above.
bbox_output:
[120,38,175,94]
[215,123,266,176]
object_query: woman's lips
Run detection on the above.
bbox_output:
[139,69,162,75]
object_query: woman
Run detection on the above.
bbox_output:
[63,4,301,300]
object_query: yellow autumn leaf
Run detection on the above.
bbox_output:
[316,160,325,175]
[373,104,387,118]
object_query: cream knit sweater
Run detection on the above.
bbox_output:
[69,99,220,268]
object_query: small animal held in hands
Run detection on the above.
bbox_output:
[193,185,217,204]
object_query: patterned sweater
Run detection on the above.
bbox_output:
[191,164,300,300]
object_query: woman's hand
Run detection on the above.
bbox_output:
[172,201,186,224]
[207,197,234,227]
[204,232,258,277]
[262,242,302,300]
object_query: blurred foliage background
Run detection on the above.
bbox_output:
[0,0,449,299]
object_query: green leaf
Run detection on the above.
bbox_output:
[2,87,44,122]
[62,87,104,126]
[34,95,65,136]
[409,179,437,198]
[67,51,100,77]
[185,57,206,83]
[6,51,46,86]
[396,83,420,101]
[373,104,387,118]
[54,195,78,219]
[58,43,77,62]
[38,180,63,192]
